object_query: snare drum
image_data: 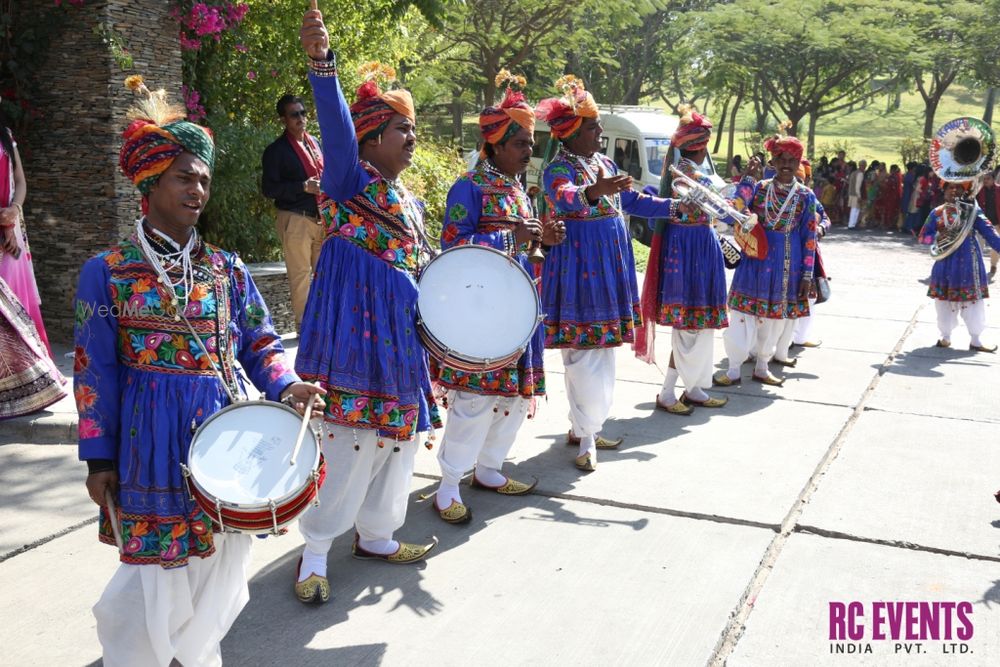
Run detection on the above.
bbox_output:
[182,400,325,535]
[417,244,542,372]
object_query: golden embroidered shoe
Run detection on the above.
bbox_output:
[935,339,951,348]
[574,453,596,472]
[970,343,998,353]
[655,394,693,415]
[566,431,622,449]
[679,392,728,408]
[436,499,471,524]
[352,537,438,563]
[794,340,822,348]
[751,371,784,387]
[772,357,797,368]
[470,472,537,495]
[294,558,330,604]
[712,371,741,387]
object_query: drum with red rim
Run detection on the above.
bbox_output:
[183,400,325,535]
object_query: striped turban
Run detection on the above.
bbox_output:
[672,107,713,152]
[350,79,415,144]
[764,135,804,160]
[534,75,599,140]
[480,87,535,148]
[119,118,215,196]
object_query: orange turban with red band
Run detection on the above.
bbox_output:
[349,69,415,143]
[535,75,599,140]
[672,105,713,152]
[480,72,535,148]
[764,135,804,160]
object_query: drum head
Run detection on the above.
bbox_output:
[417,245,540,361]
[189,401,318,506]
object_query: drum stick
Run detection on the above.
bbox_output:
[104,489,124,555]
[290,392,317,467]
[310,0,318,10]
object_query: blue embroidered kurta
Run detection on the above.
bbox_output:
[728,178,818,319]
[542,146,674,348]
[653,160,733,330]
[295,62,440,440]
[74,236,297,568]
[435,164,545,397]
[920,205,1000,301]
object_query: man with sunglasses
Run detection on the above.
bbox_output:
[262,94,326,331]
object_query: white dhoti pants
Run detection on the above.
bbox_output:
[935,299,988,340]
[670,329,715,391]
[298,424,417,554]
[724,314,794,369]
[562,348,615,438]
[437,392,529,486]
[793,298,819,345]
[94,532,252,667]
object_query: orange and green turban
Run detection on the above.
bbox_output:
[534,75,599,140]
[479,69,535,151]
[672,105,713,152]
[119,117,215,195]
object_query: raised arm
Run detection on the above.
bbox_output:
[974,209,1000,254]
[302,8,370,202]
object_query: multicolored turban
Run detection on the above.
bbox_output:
[672,105,712,152]
[118,77,215,213]
[479,69,535,152]
[764,135,804,160]
[349,62,415,144]
[534,75,599,140]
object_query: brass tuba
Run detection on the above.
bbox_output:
[927,117,996,260]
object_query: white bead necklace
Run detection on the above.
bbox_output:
[135,218,198,315]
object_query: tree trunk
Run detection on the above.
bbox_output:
[727,87,744,165]
[807,109,818,159]
[923,96,940,139]
[985,88,997,126]
[451,90,464,145]
[713,96,730,155]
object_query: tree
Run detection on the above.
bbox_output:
[696,0,915,156]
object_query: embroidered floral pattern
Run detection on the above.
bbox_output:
[320,386,442,439]
[728,291,809,319]
[431,359,545,398]
[656,304,728,330]
[99,506,215,568]
[927,285,989,302]
[545,306,640,348]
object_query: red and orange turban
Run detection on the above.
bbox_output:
[349,62,415,143]
[534,75,599,140]
[118,76,215,209]
[480,69,535,151]
[764,135,804,160]
[672,105,712,152]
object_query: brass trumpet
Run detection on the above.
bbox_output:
[669,166,759,233]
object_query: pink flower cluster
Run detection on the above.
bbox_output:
[174,1,249,52]
[182,84,207,122]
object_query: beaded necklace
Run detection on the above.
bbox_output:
[134,218,198,319]
[558,145,623,217]
[764,179,802,227]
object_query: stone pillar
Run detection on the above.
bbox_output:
[18,0,182,342]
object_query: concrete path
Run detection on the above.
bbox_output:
[2,227,999,667]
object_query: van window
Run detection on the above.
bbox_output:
[614,138,642,179]
[532,130,549,158]
[645,138,670,180]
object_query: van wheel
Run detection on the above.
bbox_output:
[629,216,652,247]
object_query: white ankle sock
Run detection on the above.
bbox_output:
[754,357,769,375]
[357,537,399,555]
[726,366,740,380]
[578,434,597,459]
[436,482,462,510]
[659,367,679,403]
[298,548,328,582]
[971,335,983,347]
[475,466,506,487]
[686,386,709,402]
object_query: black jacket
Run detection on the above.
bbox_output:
[261,134,321,216]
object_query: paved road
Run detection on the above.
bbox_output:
[2,227,999,666]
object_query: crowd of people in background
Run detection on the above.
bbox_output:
[725,151,1000,281]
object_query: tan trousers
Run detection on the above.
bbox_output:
[275,209,324,329]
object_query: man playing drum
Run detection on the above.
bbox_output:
[535,76,677,471]
[74,78,321,666]
[431,72,566,523]
[293,7,441,604]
